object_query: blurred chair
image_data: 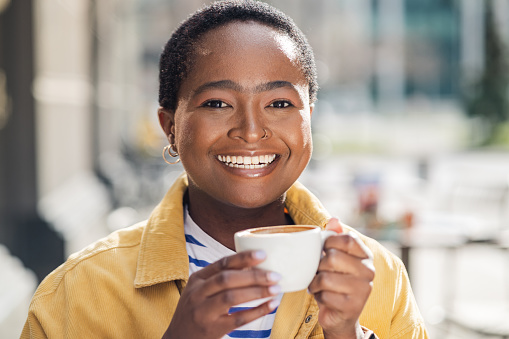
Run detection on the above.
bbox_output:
[440,243,509,339]
[438,178,509,338]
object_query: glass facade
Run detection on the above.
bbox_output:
[404,0,460,98]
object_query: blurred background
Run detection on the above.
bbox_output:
[1,0,509,337]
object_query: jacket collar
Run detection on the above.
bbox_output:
[134,173,189,288]
[284,180,331,228]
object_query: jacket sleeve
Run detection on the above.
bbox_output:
[387,261,429,339]
[20,309,47,339]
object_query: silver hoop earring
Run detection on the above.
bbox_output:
[162,144,180,164]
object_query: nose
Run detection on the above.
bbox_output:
[227,105,269,143]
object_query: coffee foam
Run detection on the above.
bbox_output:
[242,225,316,236]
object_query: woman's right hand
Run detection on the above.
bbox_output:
[162,250,281,339]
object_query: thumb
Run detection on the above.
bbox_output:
[325,217,343,234]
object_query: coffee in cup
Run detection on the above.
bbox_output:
[234,225,336,293]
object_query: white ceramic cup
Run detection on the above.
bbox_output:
[234,225,336,293]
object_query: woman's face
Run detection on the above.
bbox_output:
[160,21,313,209]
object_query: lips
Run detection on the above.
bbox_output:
[217,154,277,169]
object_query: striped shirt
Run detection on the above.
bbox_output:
[184,207,282,339]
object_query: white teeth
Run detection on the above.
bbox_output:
[218,154,277,169]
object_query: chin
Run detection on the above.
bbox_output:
[228,199,273,210]
[225,192,283,210]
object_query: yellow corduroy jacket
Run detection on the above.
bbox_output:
[21,173,428,339]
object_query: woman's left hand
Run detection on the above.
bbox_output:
[308,218,375,339]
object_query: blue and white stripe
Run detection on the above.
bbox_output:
[184,207,281,339]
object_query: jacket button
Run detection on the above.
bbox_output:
[305,315,312,323]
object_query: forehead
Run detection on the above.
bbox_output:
[195,21,298,60]
[187,21,304,80]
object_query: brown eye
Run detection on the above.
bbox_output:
[269,100,292,108]
[204,100,229,108]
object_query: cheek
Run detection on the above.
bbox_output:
[303,119,313,146]
[298,111,313,150]
[174,114,223,158]
[174,115,199,155]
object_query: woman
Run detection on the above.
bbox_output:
[22,1,428,338]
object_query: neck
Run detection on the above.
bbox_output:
[186,188,293,251]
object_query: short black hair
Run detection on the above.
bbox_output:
[158,0,318,111]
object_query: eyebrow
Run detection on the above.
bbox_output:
[192,80,296,96]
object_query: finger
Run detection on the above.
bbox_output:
[325,217,344,234]
[309,271,373,297]
[201,268,282,297]
[309,273,372,318]
[324,233,373,260]
[221,298,280,332]
[193,250,266,280]
[318,249,375,279]
[208,284,282,315]
[313,290,366,321]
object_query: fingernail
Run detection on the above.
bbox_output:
[267,272,282,282]
[268,298,280,309]
[252,250,266,260]
[268,284,281,295]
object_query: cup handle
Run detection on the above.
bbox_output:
[320,229,338,247]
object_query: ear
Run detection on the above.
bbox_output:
[309,103,314,117]
[158,107,176,144]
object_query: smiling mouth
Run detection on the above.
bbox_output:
[217,154,277,169]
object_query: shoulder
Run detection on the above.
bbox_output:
[347,227,410,301]
[31,221,147,301]
[349,228,427,337]
[348,227,405,275]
